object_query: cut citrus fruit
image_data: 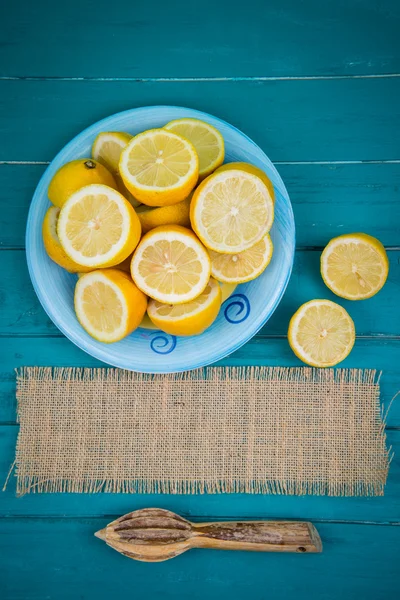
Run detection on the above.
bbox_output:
[119,129,199,206]
[164,118,224,180]
[136,194,192,234]
[57,184,141,268]
[209,233,273,283]
[42,206,91,273]
[130,225,211,304]
[75,269,147,343]
[321,233,389,300]
[48,159,117,208]
[190,169,274,253]
[288,299,355,367]
[91,131,141,208]
[215,162,275,203]
[148,277,221,336]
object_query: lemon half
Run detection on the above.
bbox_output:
[288,299,355,367]
[57,184,141,268]
[119,129,199,206]
[148,277,221,336]
[164,118,224,180]
[131,225,211,304]
[75,269,147,343]
[321,233,389,300]
[191,169,274,254]
[209,233,273,283]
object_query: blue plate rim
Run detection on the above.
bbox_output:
[26,105,295,373]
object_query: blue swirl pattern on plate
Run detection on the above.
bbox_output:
[26,106,295,373]
[223,294,251,324]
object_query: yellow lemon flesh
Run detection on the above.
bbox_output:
[75,269,147,343]
[57,184,141,268]
[139,280,236,330]
[119,129,199,206]
[288,299,355,367]
[42,206,92,273]
[164,118,224,180]
[216,162,275,203]
[130,225,211,304]
[91,131,141,208]
[321,233,389,300]
[48,159,117,208]
[191,169,274,254]
[148,277,221,336]
[209,233,273,283]
[136,195,192,234]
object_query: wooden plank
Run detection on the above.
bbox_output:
[0,518,399,600]
[1,425,398,522]
[1,250,398,337]
[1,79,399,162]
[1,1,399,78]
[2,162,400,248]
[1,337,399,426]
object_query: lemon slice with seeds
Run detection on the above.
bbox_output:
[57,184,141,268]
[164,118,224,180]
[119,129,199,206]
[190,169,274,254]
[148,277,221,336]
[75,269,147,343]
[321,233,389,300]
[130,225,211,304]
[215,162,275,203]
[288,299,355,367]
[209,233,273,283]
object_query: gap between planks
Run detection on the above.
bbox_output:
[2,160,400,166]
[1,74,400,82]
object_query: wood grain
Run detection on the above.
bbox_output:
[1,162,400,248]
[95,509,322,561]
[1,250,398,337]
[0,78,399,162]
[1,518,398,599]
[1,1,399,78]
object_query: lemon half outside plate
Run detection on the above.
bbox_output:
[321,233,389,300]
[288,299,355,367]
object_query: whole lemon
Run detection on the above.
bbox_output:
[48,158,118,208]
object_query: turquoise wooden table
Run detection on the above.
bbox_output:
[1,1,399,597]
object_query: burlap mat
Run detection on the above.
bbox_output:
[11,366,391,496]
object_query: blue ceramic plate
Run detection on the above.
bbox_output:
[26,106,295,373]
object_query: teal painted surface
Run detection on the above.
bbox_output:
[0,1,399,598]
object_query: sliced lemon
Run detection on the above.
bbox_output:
[164,118,224,180]
[209,233,273,283]
[119,129,199,206]
[42,206,92,273]
[131,225,211,304]
[216,162,275,203]
[288,299,355,367]
[75,269,147,343]
[136,194,192,234]
[148,277,221,336]
[91,131,141,209]
[191,169,274,254]
[321,233,389,300]
[57,184,141,268]
[48,159,118,208]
